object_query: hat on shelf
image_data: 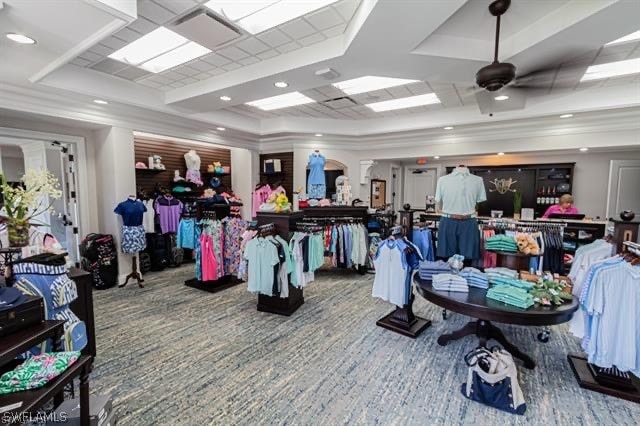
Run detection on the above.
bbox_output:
[319,199,331,207]
[209,177,221,188]
[135,162,147,169]
[308,199,319,207]
[172,186,187,193]
[203,188,215,198]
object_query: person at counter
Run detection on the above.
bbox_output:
[542,194,579,218]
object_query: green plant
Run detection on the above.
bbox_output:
[513,191,522,214]
[530,279,573,306]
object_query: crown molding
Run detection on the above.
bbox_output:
[0,84,260,150]
[259,106,640,152]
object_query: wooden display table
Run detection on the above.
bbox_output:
[414,277,578,369]
[489,250,533,271]
[0,321,92,425]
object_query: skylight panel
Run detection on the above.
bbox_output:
[205,0,340,34]
[246,92,315,110]
[580,58,640,81]
[365,93,441,112]
[333,76,419,95]
[139,42,211,74]
[109,27,187,66]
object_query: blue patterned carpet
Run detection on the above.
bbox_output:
[90,266,640,425]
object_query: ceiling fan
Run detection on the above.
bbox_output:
[474,0,587,96]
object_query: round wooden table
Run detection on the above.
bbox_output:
[414,276,579,369]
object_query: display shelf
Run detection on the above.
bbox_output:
[135,168,165,174]
[202,171,231,177]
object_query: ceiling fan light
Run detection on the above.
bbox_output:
[476,62,516,92]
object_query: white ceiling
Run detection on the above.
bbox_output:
[0,0,638,136]
[70,0,360,91]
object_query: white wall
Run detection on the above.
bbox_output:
[93,126,136,280]
[231,147,259,220]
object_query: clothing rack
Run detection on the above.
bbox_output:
[254,222,305,316]
[376,209,432,338]
[568,238,640,403]
[297,217,368,275]
[184,202,243,294]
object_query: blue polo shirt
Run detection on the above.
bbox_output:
[114,199,147,226]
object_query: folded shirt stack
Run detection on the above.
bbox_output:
[490,276,534,291]
[432,273,469,293]
[485,267,519,284]
[487,285,534,309]
[418,260,452,280]
[485,235,518,253]
[459,267,489,289]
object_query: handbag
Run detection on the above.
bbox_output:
[461,347,526,415]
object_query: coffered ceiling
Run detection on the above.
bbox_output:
[69,0,361,91]
[0,0,638,137]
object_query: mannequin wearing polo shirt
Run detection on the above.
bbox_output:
[435,166,486,260]
[114,196,147,254]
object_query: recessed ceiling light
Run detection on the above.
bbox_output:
[434,156,440,159]
[220,95,231,101]
[204,0,340,35]
[93,99,108,105]
[315,133,323,137]
[560,113,574,118]
[494,95,509,101]
[246,91,315,110]
[365,93,441,112]
[108,27,210,73]
[332,76,420,95]
[606,30,640,46]
[579,147,589,152]
[581,58,640,81]
[443,126,454,130]
[274,81,289,88]
[497,152,505,156]
[217,127,226,131]
[6,33,36,44]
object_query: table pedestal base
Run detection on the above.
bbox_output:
[376,297,431,338]
[437,320,536,369]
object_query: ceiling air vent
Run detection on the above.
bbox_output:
[170,9,242,51]
[322,96,358,109]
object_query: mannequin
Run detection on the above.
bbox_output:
[114,195,147,287]
[307,150,326,199]
[184,150,203,186]
[434,165,486,260]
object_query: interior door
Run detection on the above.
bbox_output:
[404,168,437,209]
[607,160,640,220]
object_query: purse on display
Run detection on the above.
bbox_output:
[461,347,527,415]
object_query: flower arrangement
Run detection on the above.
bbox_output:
[530,279,573,306]
[0,169,62,247]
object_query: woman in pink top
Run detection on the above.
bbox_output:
[542,194,579,218]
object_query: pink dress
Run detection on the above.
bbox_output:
[200,234,218,281]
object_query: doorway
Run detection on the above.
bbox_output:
[404,167,438,210]
[607,160,640,221]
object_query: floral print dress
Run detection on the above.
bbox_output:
[222,218,248,277]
